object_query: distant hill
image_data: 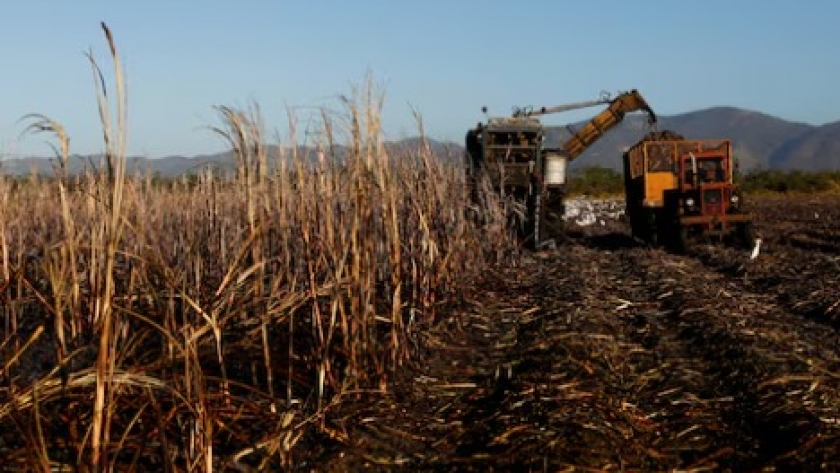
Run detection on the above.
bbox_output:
[546,107,816,172]
[0,140,462,177]
[767,120,840,170]
[658,107,813,171]
[3,108,840,176]
[0,151,239,177]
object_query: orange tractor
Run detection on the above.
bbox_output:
[623,131,754,251]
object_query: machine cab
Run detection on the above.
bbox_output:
[682,154,728,186]
[677,152,740,216]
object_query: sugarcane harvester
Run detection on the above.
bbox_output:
[465,90,657,247]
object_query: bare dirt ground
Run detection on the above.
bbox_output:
[306,194,840,472]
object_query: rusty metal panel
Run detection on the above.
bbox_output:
[629,152,644,179]
[485,162,533,188]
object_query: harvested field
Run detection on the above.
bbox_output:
[309,194,840,472]
[3,19,840,473]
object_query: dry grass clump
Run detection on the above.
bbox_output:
[0,25,516,471]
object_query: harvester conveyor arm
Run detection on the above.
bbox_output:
[563,89,657,162]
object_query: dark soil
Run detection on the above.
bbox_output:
[307,194,840,472]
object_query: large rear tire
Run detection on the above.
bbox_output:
[526,191,542,249]
[647,210,660,247]
[735,221,755,249]
[670,223,688,254]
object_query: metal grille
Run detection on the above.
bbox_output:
[703,189,723,204]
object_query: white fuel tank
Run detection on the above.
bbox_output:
[544,155,567,186]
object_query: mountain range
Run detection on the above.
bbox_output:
[1,107,838,176]
[545,106,837,172]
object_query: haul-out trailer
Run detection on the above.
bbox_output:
[623,131,754,251]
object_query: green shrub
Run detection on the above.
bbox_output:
[740,169,840,194]
[566,166,840,196]
[566,166,624,196]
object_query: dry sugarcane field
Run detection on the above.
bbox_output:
[3,25,840,473]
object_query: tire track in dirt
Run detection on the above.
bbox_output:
[606,244,840,470]
[689,235,840,330]
[438,233,840,471]
[325,237,840,472]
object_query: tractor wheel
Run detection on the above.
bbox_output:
[646,211,660,247]
[649,224,661,248]
[671,223,688,254]
[736,222,756,249]
[527,192,542,249]
[628,209,649,245]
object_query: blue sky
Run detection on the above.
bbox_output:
[1,1,838,158]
